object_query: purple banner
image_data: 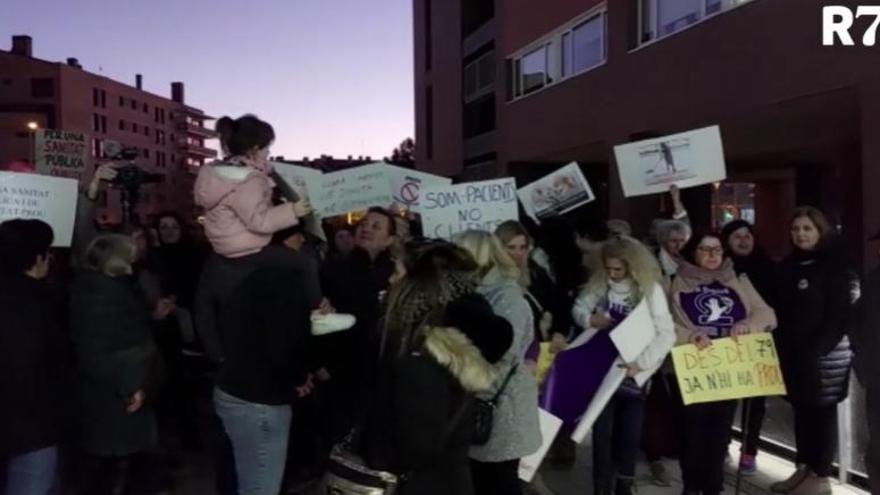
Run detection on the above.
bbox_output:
[539,331,619,425]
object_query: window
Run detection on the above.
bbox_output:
[101,90,107,108]
[640,0,753,43]
[514,45,551,97]
[101,116,107,134]
[93,114,101,132]
[131,99,137,110]
[119,96,125,107]
[92,138,103,158]
[561,14,605,77]
[143,103,149,113]
[119,120,126,131]
[425,0,433,71]
[132,123,139,133]
[464,51,495,103]
[93,88,100,107]
[30,78,54,98]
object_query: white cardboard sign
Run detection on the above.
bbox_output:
[384,164,451,213]
[420,178,518,239]
[519,409,563,482]
[35,129,90,182]
[316,163,393,218]
[272,162,326,240]
[0,171,79,246]
[614,126,727,197]
[517,162,595,222]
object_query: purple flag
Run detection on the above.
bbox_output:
[539,331,619,426]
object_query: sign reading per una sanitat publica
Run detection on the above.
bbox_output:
[671,333,787,406]
[35,129,90,182]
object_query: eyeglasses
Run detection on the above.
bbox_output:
[697,246,723,255]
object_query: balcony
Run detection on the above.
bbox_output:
[177,121,218,139]
[178,140,218,159]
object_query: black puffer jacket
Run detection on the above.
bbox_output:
[854,266,880,392]
[776,247,857,406]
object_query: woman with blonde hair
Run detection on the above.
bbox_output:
[71,234,169,494]
[452,230,541,495]
[571,236,675,495]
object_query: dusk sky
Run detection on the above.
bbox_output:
[1,0,415,159]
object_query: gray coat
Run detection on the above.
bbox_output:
[470,269,542,463]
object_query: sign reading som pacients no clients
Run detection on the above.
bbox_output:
[420,178,518,239]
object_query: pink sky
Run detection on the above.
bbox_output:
[1,0,415,160]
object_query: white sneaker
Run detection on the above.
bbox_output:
[311,313,356,336]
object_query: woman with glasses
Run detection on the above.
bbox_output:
[669,230,776,495]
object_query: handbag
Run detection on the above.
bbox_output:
[472,364,517,446]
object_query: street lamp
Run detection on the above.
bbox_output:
[26,121,39,167]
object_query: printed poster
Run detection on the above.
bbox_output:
[420,178,518,239]
[614,126,727,197]
[671,334,787,406]
[0,171,79,246]
[517,163,595,222]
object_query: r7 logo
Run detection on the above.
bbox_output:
[823,6,880,46]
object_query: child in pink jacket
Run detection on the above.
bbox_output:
[195,115,310,258]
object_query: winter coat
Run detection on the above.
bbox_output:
[194,162,298,258]
[855,266,880,392]
[526,260,573,342]
[470,269,542,463]
[366,327,498,495]
[195,246,320,364]
[670,259,777,345]
[152,242,207,309]
[216,266,312,405]
[777,248,857,406]
[70,272,162,456]
[572,280,676,379]
[0,275,71,457]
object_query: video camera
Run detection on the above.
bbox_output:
[102,140,164,189]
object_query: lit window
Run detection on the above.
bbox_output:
[561,14,605,77]
[512,45,551,98]
[640,0,754,44]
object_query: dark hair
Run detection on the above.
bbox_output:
[680,229,724,265]
[791,206,836,245]
[0,219,54,275]
[215,114,275,157]
[363,207,398,237]
[720,219,754,255]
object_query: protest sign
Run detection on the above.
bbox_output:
[609,300,654,367]
[614,126,726,197]
[671,333,787,406]
[517,163,594,222]
[420,178,518,239]
[383,164,451,213]
[571,363,626,444]
[316,163,393,218]
[35,129,90,182]
[271,162,326,240]
[0,171,78,246]
[519,409,563,482]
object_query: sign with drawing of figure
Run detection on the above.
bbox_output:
[614,126,727,197]
[517,162,595,223]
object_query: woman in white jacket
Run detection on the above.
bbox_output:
[572,236,675,495]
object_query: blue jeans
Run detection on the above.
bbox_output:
[592,389,645,490]
[5,445,58,495]
[213,388,292,495]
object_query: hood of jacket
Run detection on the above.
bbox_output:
[194,161,267,210]
[675,258,737,287]
[422,326,498,393]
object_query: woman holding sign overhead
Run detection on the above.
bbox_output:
[571,236,675,495]
[669,230,776,495]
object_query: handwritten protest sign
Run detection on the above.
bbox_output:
[35,129,90,182]
[272,162,326,240]
[420,178,518,239]
[517,163,594,222]
[316,163,393,218]
[383,164,450,213]
[671,333,787,406]
[0,171,79,246]
[614,126,726,197]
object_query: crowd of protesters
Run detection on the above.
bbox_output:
[0,113,877,495]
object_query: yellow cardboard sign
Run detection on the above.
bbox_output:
[671,333,787,405]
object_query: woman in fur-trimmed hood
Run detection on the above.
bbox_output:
[360,240,514,495]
